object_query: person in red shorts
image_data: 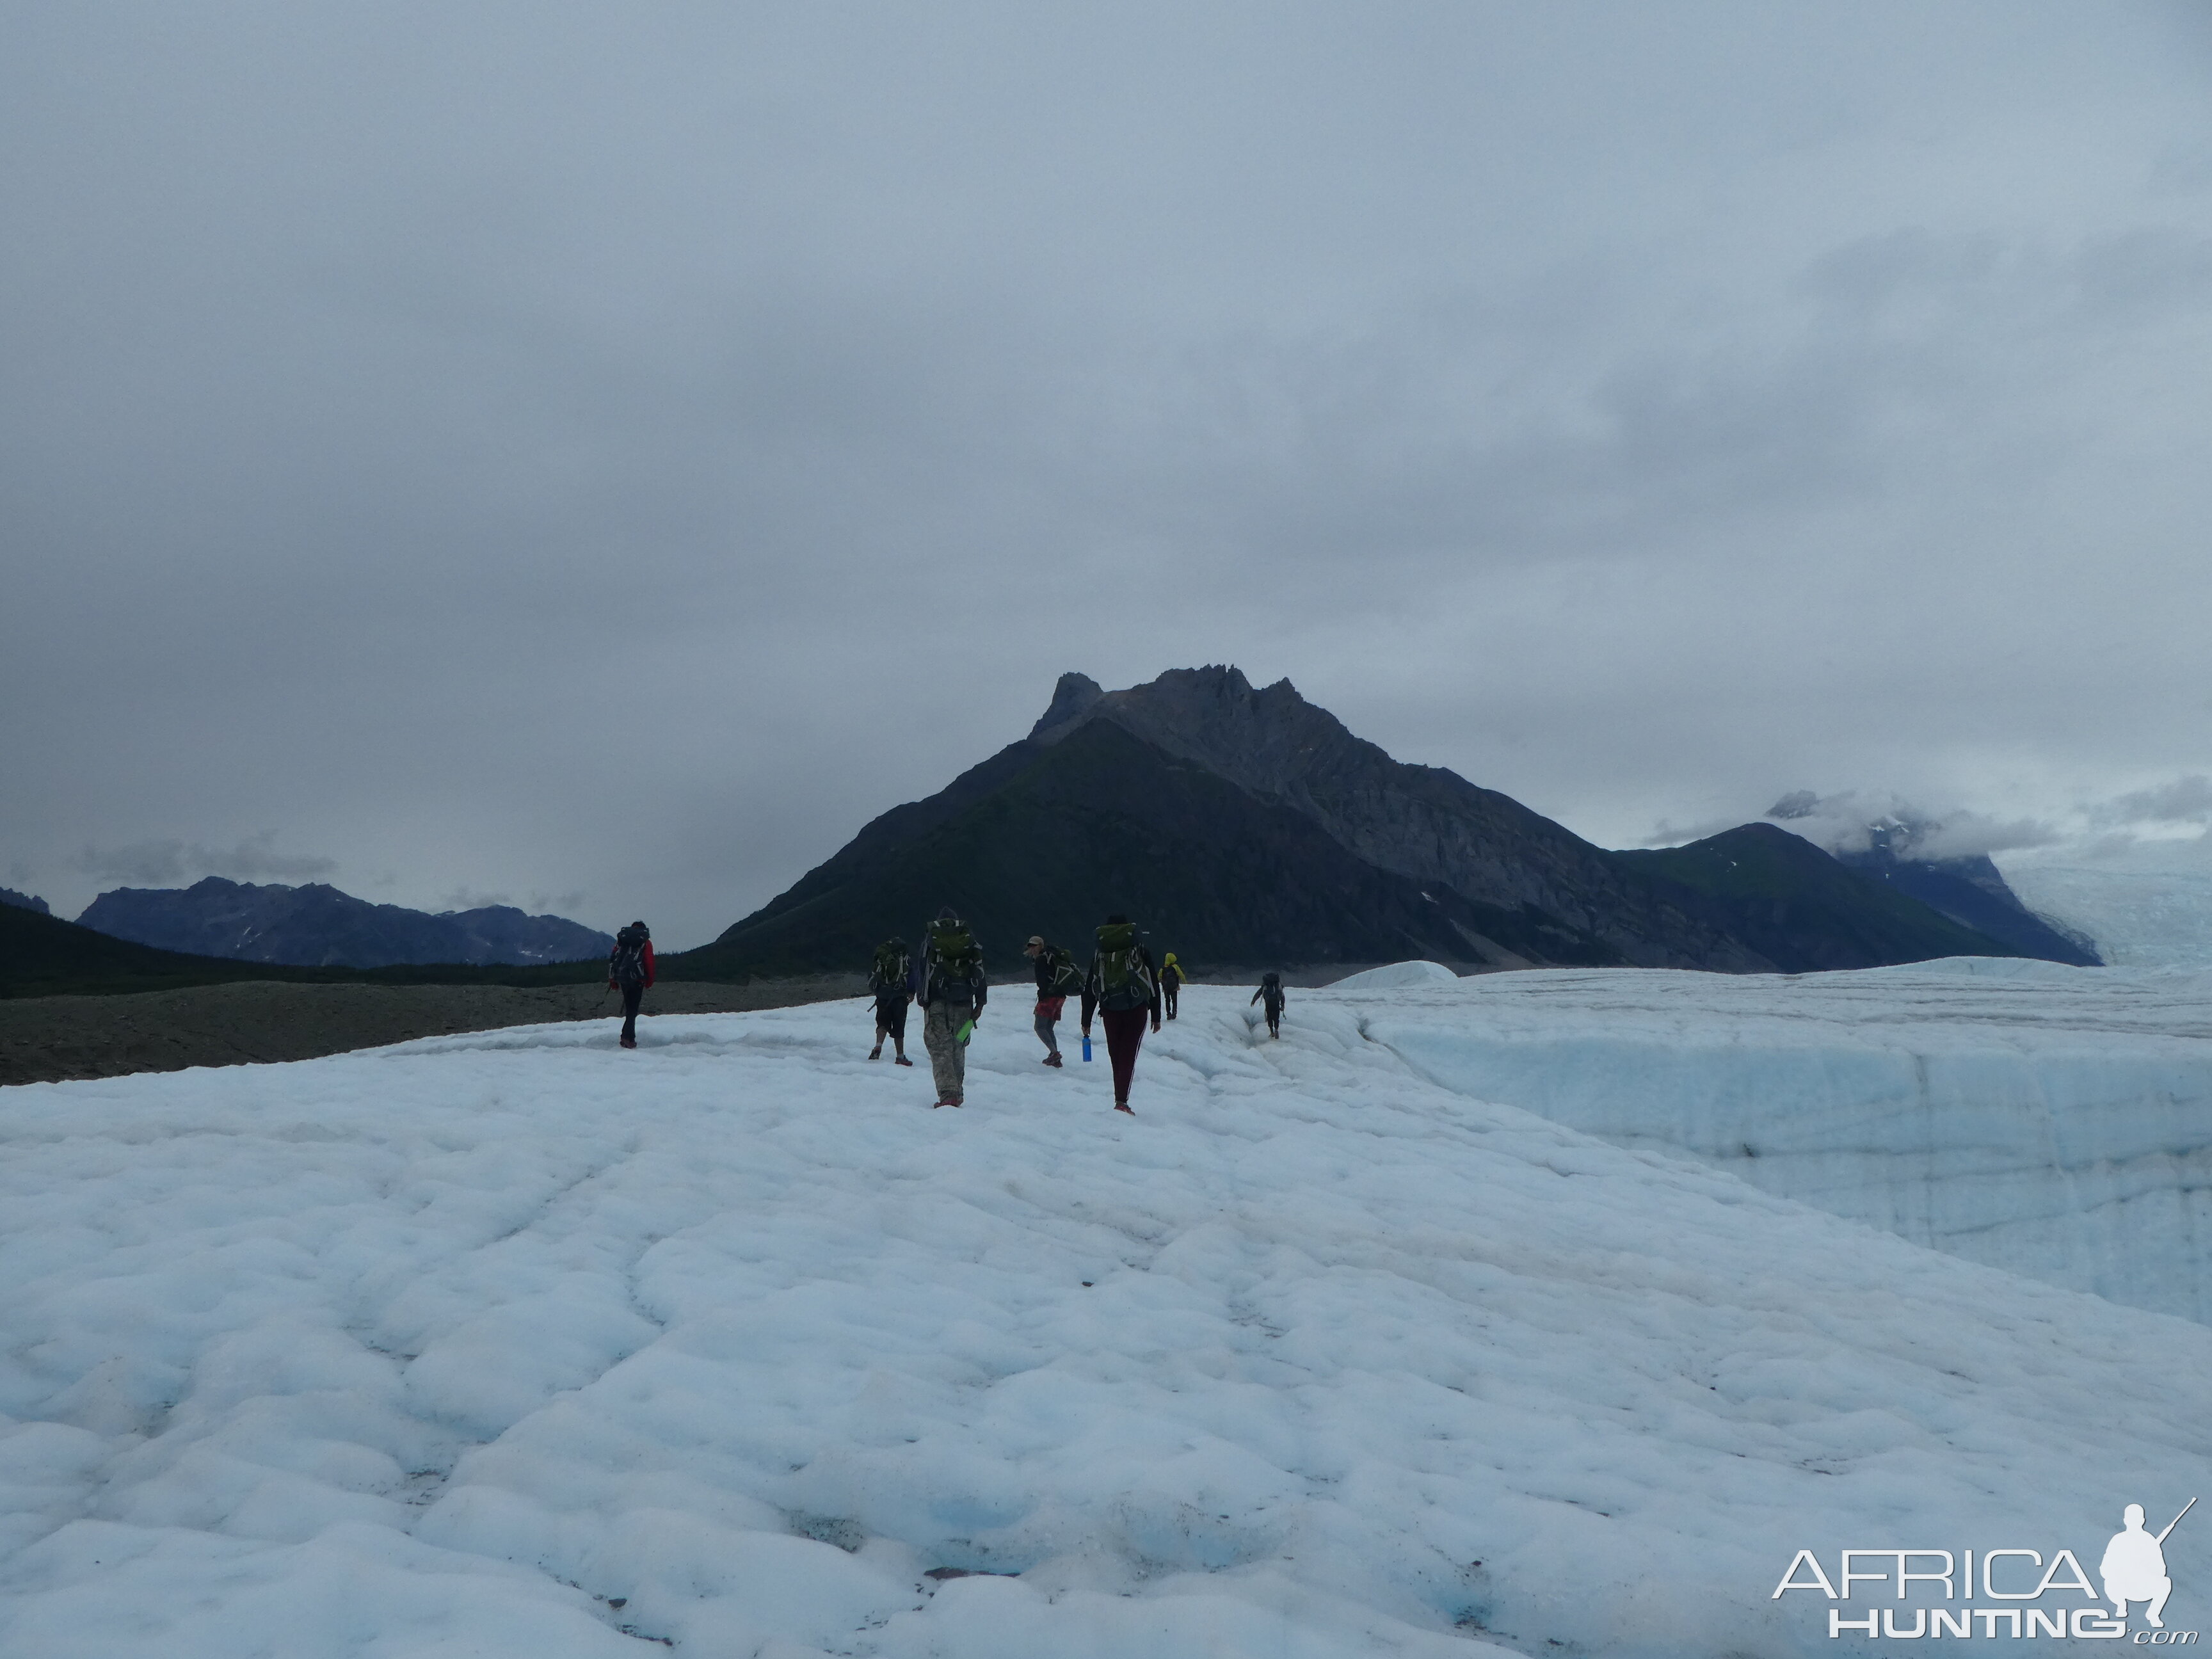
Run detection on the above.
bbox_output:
[1078,913,1162,1114]
[1023,934,1080,1068]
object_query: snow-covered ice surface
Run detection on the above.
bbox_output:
[1363,960,2212,1324]
[6,977,2212,1657]
[2001,861,2212,968]
[1330,960,1462,991]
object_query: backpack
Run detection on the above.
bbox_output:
[1045,946,1084,998]
[927,918,982,1003]
[611,924,651,987]
[870,941,909,995]
[1093,922,1155,1012]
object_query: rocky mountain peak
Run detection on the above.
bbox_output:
[1029,666,1360,800]
[1027,671,1105,740]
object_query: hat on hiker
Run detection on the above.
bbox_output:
[1026,935,1045,948]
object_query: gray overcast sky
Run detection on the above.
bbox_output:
[6,2,2211,946]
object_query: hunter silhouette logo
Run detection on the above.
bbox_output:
[1774,1498,2199,1642]
[2105,1500,2193,1631]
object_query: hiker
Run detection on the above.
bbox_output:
[867,936,915,1066]
[918,907,987,1107]
[1160,952,1186,1020]
[1080,913,1162,1114]
[1251,971,1285,1039]
[609,921,655,1049]
[1023,934,1084,1068]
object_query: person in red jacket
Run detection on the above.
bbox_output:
[609,921,655,1049]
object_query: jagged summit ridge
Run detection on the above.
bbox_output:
[1029,665,1356,801]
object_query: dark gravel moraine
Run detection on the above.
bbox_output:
[0,975,867,1087]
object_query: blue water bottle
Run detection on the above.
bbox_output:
[1082,1033,1093,1062]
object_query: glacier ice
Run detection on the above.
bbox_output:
[3,972,2211,1656]
[1358,959,2212,1322]
[1327,959,1461,990]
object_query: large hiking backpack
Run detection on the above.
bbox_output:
[1045,945,1084,998]
[611,924,651,987]
[1093,922,1155,1012]
[870,940,910,995]
[927,918,982,1004]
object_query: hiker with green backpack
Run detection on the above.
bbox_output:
[1079,913,1163,1114]
[1023,934,1084,1068]
[918,907,988,1107]
[866,936,915,1066]
[1252,970,1286,1038]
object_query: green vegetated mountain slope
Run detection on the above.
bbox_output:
[676,668,2030,981]
[672,718,1622,979]
[1612,823,2024,972]
[0,902,606,1000]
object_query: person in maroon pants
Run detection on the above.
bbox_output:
[608,920,656,1049]
[1078,913,1162,1114]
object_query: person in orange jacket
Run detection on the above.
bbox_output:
[609,920,656,1049]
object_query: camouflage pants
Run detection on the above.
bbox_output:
[922,1001,970,1100]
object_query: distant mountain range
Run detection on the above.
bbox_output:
[0,900,610,1000]
[0,888,49,915]
[674,666,2044,980]
[1766,794,2101,966]
[13,669,2094,998]
[76,878,613,969]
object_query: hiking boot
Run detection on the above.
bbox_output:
[620,1036,637,1050]
[1043,1054,1062,1068]
[895,1055,913,1066]
[868,1045,882,1061]
[1114,1101,1133,1114]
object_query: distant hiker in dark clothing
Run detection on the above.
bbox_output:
[1252,971,1285,1039]
[1080,913,1161,1114]
[867,936,915,1066]
[1160,952,1186,1020]
[1024,934,1083,1068]
[918,908,987,1107]
[609,922,655,1049]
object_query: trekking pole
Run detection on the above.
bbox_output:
[2158,1498,2197,1544]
